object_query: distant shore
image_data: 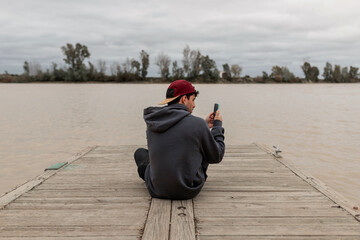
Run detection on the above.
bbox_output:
[1,75,360,84]
[3,44,359,84]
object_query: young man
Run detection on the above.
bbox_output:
[134,80,225,200]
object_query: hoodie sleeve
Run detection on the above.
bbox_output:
[200,120,225,164]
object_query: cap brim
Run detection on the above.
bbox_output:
[158,96,180,105]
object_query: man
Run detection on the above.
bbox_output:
[134,79,225,200]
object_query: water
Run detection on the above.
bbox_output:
[0,83,359,206]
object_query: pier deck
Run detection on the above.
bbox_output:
[1,144,360,239]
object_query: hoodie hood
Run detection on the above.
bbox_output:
[144,104,190,133]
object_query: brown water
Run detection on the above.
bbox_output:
[1,83,359,206]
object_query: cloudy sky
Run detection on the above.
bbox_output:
[1,0,360,77]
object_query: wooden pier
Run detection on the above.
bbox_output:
[1,144,360,239]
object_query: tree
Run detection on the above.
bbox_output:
[172,61,184,80]
[87,62,96,81]
[349,66,359,81]
[262,71,269,81]
[61,43,90,81]
[131,59,141,77]
[50,62,67,81]
[23,61,29,76]
[109,62,124,82]
[110,62,118,76]
[333,65,341,83]
[270,66,283,82]
[301,62,319,82]
[271,66,295,83]
[122,58,132,73]
[323,62,333,82]
[281,67,295,83]
[181,45,204,81]
[222,63,232,81]
[189,49,201,80]
[182,45,191,78]
[310,66,320,82]
[28,61,42,76]
[97,60,106,75]
[341,67,349,83]
[120,58,140,82]
[301,62,312,81]
[61,43,90,71]
[155,52,171,81]
[200,55,219,82]
[21,61,43,81]
[231,64,242,78]
[139,50,149,81]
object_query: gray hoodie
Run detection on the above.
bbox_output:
[143,103,225,199]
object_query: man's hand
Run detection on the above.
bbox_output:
[205,110,223,128]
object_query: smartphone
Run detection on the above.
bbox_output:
[213,103,219,117]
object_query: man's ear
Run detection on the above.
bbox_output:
[179,95,186,104]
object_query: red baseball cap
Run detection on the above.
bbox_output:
[159,80,198,105]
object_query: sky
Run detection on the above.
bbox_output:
[1,0,360,77]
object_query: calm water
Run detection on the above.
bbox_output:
[1,83,359,206]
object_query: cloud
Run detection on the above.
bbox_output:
[1,0,360,77]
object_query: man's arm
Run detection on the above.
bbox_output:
[202,110,225,164]
[205,110,223,129]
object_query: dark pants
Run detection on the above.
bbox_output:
[134,148,209,181]
[134,148,149,181]
[202,160,209,180]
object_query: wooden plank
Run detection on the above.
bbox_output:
[0,226,141,237]
[207,172,296,177]
[194,144,360,239]
[223,154,271,159]
[197,225,360,236]
[0,146,96,210]
[202,186,313,192]
[4,202,149,210]
[198,236,360,240]
[22,189,149,198]
[33,185,147,190]
[0,210,147,226]
[206,178,309,184]
[205,179,310,187]
[194,195,332,204]
[32,185,313,192]
[195,202,340,210]
[0,145,150,239]
[170,200,196,240]
[14,196,150,204]
[2,144,360,239]
[216,162,279,167]
[0,209,148,219]
[206,168,293,173]
[195,207,348,217]
[196,190,324,198]
[196,216,358,226]
[44,171,138,175]
[0,237,138,240]
[142,198,171,240]
[255,143,360,221]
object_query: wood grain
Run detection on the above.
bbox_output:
[1,144,359,239]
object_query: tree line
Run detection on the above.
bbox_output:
[0,43,359,83]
